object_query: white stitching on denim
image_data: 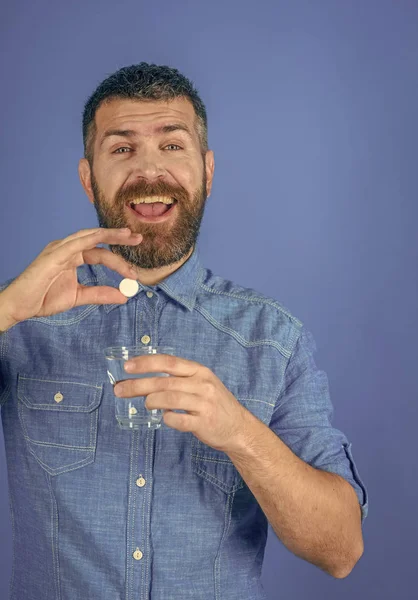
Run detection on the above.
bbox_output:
[24,304,97,325]
[125,300,140,600]
[17,396,96,450]
[19,376,102,388]
[89,402,94,447]
[17,380,102,418]
[26,446,94,476]
[191,454,234,465]
[20,435,95,450]
[19,394,99,412]
[192,463,244,494]
[199,282,303,326]
[194,304,292,358]
[18,395,97,475]
[214,491,234,600]
[17,399,28,438]
[7,483,16,598]
[125,436,134,600]
[272,325,302,407]
[90,399,100,447]
[143,430,153,600]
[127,431,140,600]
[133,431,140,600]
[240,397,275,408]
[46,471,62,600]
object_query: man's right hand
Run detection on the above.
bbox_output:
[0,227,143,330]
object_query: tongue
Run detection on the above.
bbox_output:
[134,202,171,217]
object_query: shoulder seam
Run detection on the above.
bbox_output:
[199,282,303,327]
[194,304,292,359]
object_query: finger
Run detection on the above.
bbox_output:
[124,354,200,377]
[162,409,194,432]
[50,227,104,246]
[83,247,138,279]
[53,227,133,247]
[51,229,142,268]
[117,375,194,397]
[74,284,130,307]
[145,391,199,413]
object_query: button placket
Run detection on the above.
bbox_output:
[129,285,158,586]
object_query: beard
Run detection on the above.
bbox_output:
[90,164,208,270]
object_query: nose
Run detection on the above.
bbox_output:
[130,145,165,181]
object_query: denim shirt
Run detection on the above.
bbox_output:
[0,242,368,600]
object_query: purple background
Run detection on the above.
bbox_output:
[1,1,417,598]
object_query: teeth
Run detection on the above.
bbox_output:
[131,196,174,205]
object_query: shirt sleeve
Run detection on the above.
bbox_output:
[269,326,369,523]
[0,280,13,405]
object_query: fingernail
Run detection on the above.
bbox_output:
[124,361,134,371]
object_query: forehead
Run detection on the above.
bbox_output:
[94,96,197,138]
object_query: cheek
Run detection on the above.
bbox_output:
[173,163,202,192]
[94,166,126,201]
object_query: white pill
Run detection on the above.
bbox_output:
[119,278,140,298]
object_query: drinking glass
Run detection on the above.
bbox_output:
[104,345,175,430]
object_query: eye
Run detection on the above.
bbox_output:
[112,144,182,154]
[113,147,131,154]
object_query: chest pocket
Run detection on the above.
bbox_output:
[17,374,103,476]
[191,396,275,494]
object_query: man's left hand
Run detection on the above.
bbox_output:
[113,353,251,452]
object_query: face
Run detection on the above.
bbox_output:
[79,97,214,269]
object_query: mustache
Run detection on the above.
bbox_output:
[116,180,188,204]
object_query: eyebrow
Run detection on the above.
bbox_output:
[100,123,194,146]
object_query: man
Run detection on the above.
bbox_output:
[0,63,368,599]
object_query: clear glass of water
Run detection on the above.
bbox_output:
[104,345,175,430]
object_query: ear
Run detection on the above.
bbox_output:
[205,150,215,197]
[78,158,95,205]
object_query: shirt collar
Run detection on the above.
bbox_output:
[87,242,205,313]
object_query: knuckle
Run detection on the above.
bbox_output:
[155,377,167,392]
[166,392,176,407]
[165,355,177,370]
[202,381,213,396]
[163,376,174,391]
[200,365,212,377]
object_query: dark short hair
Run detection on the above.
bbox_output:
[82,62,208,165]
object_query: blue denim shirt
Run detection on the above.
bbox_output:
[0,242,368,600]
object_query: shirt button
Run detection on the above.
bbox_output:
[129,407,137,415]
[141,335,151,344]
[136,477,146,487]
[133,548,143,560]
[146,291,153,298]
[54,392,63,403]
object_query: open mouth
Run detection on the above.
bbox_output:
[127,198,177,222]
